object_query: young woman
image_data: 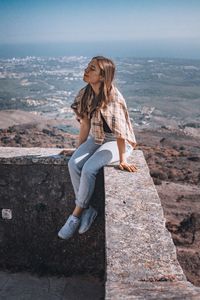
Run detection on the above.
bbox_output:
[58,56,138,240]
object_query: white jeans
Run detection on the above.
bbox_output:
[68,133,133,208]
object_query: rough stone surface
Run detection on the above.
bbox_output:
[0,147,74,164]
[104,150,200,299]
[105,281,200,300]
[0,147,105,278]
[1,147,200,299]
[0,270,104,300]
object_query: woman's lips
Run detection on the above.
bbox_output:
[83,73,89,82]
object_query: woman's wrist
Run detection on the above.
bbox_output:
[119,153,127,164]
[120,159,127,164]
[117,137,126,163]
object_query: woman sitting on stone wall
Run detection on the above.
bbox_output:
[58,56,138,240]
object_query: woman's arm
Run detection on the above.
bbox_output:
[117,137,138,172]
[59,114,90,155]
[78,114,91,147]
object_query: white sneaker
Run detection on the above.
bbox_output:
[58,215,80,240]
[78,206,98,234]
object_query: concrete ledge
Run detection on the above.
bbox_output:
[105,281,200,300]
[104,150,200,299]
[0,147,105,278]
[0,147,73,164]
[0,270,104,300]
[1,147,200,299]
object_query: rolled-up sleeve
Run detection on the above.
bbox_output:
[70,87,86,120]
[100,93,137,148]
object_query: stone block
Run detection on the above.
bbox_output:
[0,147,105,278]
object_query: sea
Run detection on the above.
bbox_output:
[0,55,200,134]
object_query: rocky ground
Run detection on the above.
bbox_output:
[0,110,200,287]
[136,128,200,286]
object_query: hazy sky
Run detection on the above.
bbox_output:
[0,0,200,58]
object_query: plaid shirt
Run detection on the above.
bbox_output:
[71,86,137,148]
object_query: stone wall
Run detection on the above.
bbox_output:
[0,147,105,278]
[1,147,200,299]
[104,150,200,299]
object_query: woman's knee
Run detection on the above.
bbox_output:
[68,156,79,173]
[81,162,97,178]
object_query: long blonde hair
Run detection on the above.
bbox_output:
[79,56,116,117]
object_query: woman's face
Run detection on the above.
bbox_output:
[83,59,103,84]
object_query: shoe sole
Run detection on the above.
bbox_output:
[58,232,65,239]
[58,230,71,240]
[58,230,76,240]
[78,211,97,234]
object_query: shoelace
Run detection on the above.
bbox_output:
[69,219,79,229]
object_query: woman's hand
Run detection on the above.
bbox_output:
[116,138,138,172]
[119,161,138,172]
[59,149,74,156]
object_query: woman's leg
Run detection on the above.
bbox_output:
[75,140,132,209]
[58,139,132,239]
[68,135,100,200]
[58,136,100,239]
